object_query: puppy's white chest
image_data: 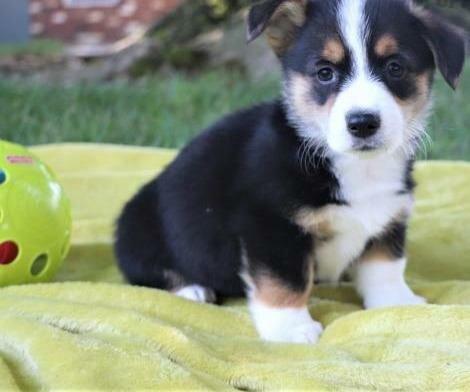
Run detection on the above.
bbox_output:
[301,155,413,283]
[315,194,409,281]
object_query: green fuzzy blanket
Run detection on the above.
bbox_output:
[0,144,469,391]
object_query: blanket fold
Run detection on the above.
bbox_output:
[0,144,468,391]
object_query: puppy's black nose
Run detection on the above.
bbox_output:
[347,112,381,138]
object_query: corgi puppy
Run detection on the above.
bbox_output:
[115,0,466,343]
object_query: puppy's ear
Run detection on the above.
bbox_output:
[247,0,307,56]
[414,8,466,89]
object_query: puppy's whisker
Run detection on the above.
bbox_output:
[407,121,432,158]
[298,139,312,174]
[297,136,327,174]
[303,142,312,173]
[308,137,328,170]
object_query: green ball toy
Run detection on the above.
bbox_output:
[0,140,72,287]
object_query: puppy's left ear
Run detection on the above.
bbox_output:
[414,8,466,89]
[247,0,307,56]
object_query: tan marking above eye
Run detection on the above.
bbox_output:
[322,38,346,64]
[375,34,399,57]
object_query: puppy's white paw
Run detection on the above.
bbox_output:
[249,302,323,344]
[355,259,427,310]
[364,289,427,309]
[289,320,324,344]
[259,319,323,344]
[174,285,216,303]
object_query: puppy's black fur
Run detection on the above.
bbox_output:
[115,101,343,297]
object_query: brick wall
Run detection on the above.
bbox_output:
[29,0,183,47]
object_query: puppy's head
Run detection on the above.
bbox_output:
[248,0,466,156]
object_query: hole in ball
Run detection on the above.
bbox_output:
[31,254,49,276]
[0,241,19,265]
[0,170,6,185]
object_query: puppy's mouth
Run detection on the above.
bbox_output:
[351,139,384,153]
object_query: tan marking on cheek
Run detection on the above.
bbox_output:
[416,73,432,98]
[375,34,399,57]
[294,207,335,241]
[254,267,313,308]
[288,72,335,123]
[266,0,307,56]
[290,72,315,117]
[322,38,346,64]
[395,72,432,122]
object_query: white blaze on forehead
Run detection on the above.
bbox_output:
[339,0,368,78]
[327,0,406,155]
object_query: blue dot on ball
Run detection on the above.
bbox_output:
[0,170,6,185]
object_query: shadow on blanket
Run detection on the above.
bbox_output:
[0,144,469,390]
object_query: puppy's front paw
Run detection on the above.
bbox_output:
[250,302,323,344]
[289,320,324,344]
[355,259,427,310]
[259,318,323,344]
[364,288,427,309]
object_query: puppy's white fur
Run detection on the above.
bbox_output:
[241,252,322,344]
[249,300,323,344]
[175,285,212,303]
[316,153,413,283]
[328,77,406,154]
[327,0,408,155]
[354,258,426,309]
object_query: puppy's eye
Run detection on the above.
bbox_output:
[387,61,405,79]
[317,67,336,83]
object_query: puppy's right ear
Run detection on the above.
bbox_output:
[247,0,307,56]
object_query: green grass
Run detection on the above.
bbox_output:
[0,39,64,58]
[426,68,470,160]
[0,66,468,160]
[0,71,279,148]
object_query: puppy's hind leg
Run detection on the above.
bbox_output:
[160,269,215,304]
[115,184,217,304]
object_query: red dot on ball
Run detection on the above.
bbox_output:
[0,241,19,265]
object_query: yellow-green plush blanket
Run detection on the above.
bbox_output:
[0,143,469,391]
